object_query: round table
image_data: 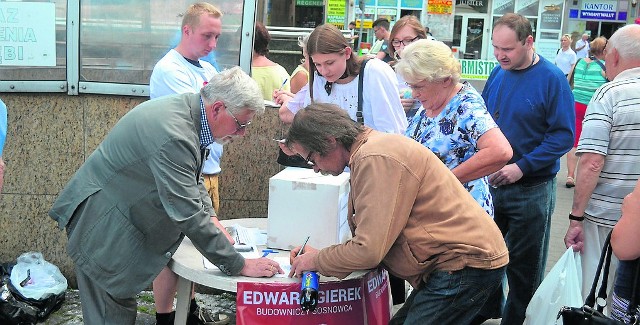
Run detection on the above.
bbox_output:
[167,218,365,324]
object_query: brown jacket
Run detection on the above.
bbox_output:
[315,129,509,288]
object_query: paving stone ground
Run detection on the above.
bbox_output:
[40,290,237,325]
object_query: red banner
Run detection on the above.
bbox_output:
[363,268,392,324]
[236,268,390,325]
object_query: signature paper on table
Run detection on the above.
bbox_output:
[203,245,258,269]
[264,100,281,108]
[202,253,291,278]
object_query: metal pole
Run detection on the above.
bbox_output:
[358,0,365,52]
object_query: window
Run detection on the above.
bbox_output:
[0,0,67,82]
[0,0,256,96]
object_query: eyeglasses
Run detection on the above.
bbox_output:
[227,108,251,133]
[304,151,316,167]
[603,39,609,54]
[406,77,450,93]
[391,36,421,48]
[406,79,429,92]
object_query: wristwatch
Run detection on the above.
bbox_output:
[569,213,585,221]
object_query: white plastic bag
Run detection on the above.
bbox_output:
[524,247,583,325]
[9,252,68,300]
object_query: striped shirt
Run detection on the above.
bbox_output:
[577,67,640,226]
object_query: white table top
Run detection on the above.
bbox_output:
[167,218,365,293]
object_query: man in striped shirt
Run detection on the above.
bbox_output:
[564,24,640,300]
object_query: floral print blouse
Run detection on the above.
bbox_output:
[405,82,497,217]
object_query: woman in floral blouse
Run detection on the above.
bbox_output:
[395,40,512,217]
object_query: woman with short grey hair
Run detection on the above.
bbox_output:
[395,39,512,218]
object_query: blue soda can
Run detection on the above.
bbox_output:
[300,271,319,311]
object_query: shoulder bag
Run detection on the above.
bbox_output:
[568,58,582,89]
[591,57,610,82]
[557,231,640,325]
[355,58,369,125]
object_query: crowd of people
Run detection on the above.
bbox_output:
[11,1,633,324]
[273,13,640,325]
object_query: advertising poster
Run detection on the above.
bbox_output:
[236,268,390,325]
[0,2,56,66]
[326,0,346,26]
[428,0,454,14]
[492,0,515,15]
[540,0,563,30]
[516,0,540,16]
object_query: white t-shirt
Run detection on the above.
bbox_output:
[555,48,577,75]
[575,39,590,59]
[288,58,407,134]
[150,49,223,174]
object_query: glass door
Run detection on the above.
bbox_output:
[453,15,488,60]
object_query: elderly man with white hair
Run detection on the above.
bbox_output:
[49,67,283,324]
[565,23,640,308]
[575,33,590,59]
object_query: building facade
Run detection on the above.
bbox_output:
[263,0,639,60]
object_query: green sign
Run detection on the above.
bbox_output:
[402,0,424,8]
[296,0,323,6]
[327,0,346,24]
[378,0,397,6]
[459,59,498,80]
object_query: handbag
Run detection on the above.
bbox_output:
[557,231,640,324]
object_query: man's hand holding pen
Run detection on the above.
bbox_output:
[289,245,319,278]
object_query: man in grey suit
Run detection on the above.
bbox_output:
[49,67,283,324]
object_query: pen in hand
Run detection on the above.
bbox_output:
[297,236,310,257]
[289,236,311,277]
[278,78,288,92]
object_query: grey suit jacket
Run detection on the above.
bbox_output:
[49,93,244,299]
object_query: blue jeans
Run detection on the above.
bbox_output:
[389,267,505,325]
[479,178,556,325]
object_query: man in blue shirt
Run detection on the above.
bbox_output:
[473,13,575,325]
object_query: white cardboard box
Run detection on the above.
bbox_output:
[267,167,351,251]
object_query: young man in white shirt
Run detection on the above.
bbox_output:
[149,3,232,324]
